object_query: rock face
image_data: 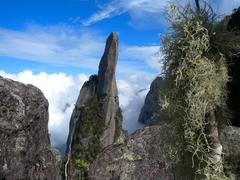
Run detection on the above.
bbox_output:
[88,125,240,180]
[227,8,240,127]
[88,126,174,180]
[0,76,61,180]
[65,32,123,179]
[138,77,164,125]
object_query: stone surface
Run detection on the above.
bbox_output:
[65,32,123,179]
[138,77,164,125]
[65,75,98,154]
[0,76,61,180]
[88,126,174,180]
[88,125,240,180]
[97,32,118,97]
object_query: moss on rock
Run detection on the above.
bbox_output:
[114,107,123,142]
[71,97,105,176]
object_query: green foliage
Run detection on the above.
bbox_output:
[75,159,88,171]
[114,107,123,142]
[71,97,105,175]
[69,96,123,178]
[159,2,240,179]
[60,156,67,178]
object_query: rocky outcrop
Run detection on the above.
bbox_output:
[138,77,164,125]
[0,76,61,180]
[88,125,240,180]
[88,126,174,180]
[96,32,120,147]
[65,32,123,179]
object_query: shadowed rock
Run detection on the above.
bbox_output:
[138,76,164,125]
[0,76,61,180]
[227,8,240,127]
[97,32,118,97]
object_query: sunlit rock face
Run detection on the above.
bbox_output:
[0,76,61,180]
[65,32,123,179]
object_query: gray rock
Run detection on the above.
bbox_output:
[65,32,123,179]
[88,126,174,180]
[138,77,164,125]
[88,125,240,180]
[97,32,118,97]
[66,75,98,153]
[0,76,61,180]
[97,32,120,147]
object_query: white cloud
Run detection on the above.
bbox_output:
[121,45,159,61]
[0,70,155,149]
[82,0,240,28]
[0,24,105,69]
[82,0,169,28]
[0,24,161,81]
[119,45,163,73]
[118,73,154,133]
[0,24,162,74]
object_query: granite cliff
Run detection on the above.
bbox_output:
[0,76,61,180]
[138,77,164,125]
[65,32,123,179]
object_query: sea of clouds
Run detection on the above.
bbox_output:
[0,70,153,153]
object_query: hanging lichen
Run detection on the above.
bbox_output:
[158,3,240,179]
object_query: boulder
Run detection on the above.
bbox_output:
[0,76,61,180]
[88,126,174,180]
[88,125,240,180]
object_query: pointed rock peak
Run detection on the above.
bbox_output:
[97,32,118,96]
[99,32,118,70]
[106,32,118,45]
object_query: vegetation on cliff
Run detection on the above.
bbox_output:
[70,97,104,178]
[159,2,240,179]
[66,96,123,179]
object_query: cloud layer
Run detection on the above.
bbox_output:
[0,70,154,151]
[0,25,105,69]
[0,70,89,147]
[82,0,240,28]
[0,24,161,76]
[82,0,169,29]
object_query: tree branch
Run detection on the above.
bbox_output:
[195,0,200,11]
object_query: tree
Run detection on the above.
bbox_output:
[160,2,240,179]
[195,0,200,11]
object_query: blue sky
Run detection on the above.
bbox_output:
[0,0,165,76]
[0,0,240,153]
